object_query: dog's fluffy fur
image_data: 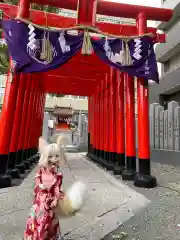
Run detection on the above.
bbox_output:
[38,135,68,167]
[56,181,87,217]
[38,136,87,217]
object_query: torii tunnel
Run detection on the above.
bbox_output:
[0,0,172,189]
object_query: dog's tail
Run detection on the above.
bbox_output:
[56,135,68,146]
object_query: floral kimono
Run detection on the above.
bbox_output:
[24,166,64,240]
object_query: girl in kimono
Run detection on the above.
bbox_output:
[24,136,86,240]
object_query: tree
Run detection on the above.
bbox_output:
[0,39,9,74]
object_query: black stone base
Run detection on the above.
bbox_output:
[8,152,17,170]
[97,150,106,167]
[95,149,105,166]
[86,153,91,159]
[105,162,114,171]
[109,152,117,166]
[96,152,104,167]
[87,152,93,160]
[33,148,39,158]
[91,148,100,163]
[122,156,136,181]
[16,149,23,165]
[97,157,104,167]
[7,168,20,179]
[126,156,136,172]
[32,155,38,163]
[30,148,37,157]
[138,158,151,175]
[26,149,31,160]
[28,157,34,164]
[23,161,30,169]
[133,158,156,188]
[113,166,123,175]
[89,149,96,162]
[113,153,125,175]
[30,155,37,163]
[0,174,12,188]
[33,148,38,155]
[134,173,157,188]
[29,148,37,159]
[30,148,34,157]
[16,163,25,174]
[88,144,93,158]
[27,149,32,160]
[0,154,8,175]
[88,133,90,154]
[96,149,102,164]
[122,169,135,181]
[103,151,114,171]
[23,148,36,165]
[22,149,29,163]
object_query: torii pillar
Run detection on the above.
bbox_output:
[134,12,157,188]
[77,0,98,162]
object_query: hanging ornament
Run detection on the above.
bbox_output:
[81,29,93,55]
[124,40,133,65]
[40,31,53,63]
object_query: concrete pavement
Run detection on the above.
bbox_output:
[0,153,150,240]
[104,162,180,240]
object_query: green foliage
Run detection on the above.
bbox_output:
[69,122,78,133]
[48,93,65,98]
[0,42,9,74]
[0,0,60,13]
[31,4,60,13]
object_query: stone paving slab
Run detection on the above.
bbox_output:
[104,162,180,240]
[0,153,150,240]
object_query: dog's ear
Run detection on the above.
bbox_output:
[39,137,48,153]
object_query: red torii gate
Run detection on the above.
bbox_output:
[0,0,172,189]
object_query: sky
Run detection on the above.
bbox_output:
[109,0,161,7]
[108,0,162,28]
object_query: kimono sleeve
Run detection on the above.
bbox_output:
[54,174,64,200]
[33,168,42,197]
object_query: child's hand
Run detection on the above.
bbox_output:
[50,198,57,208]
[39,184,46,190]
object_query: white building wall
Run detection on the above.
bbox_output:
[45,95,88,111]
